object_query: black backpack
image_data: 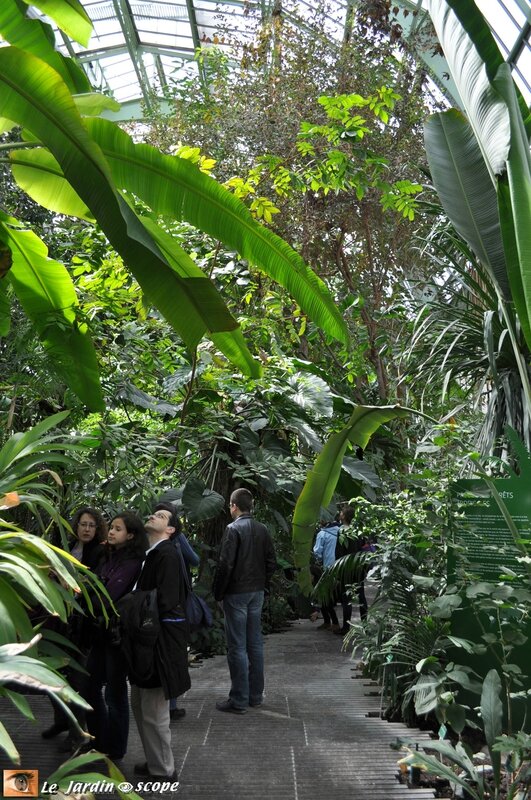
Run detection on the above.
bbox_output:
[117,589,160,684]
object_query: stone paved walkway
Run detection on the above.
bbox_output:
[0,618,435,799]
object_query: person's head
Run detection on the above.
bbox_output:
[340,505,355,526]
[229,488,253,519]
[145,502,181,544]
[71,507,107,545]
[108,511,148,556]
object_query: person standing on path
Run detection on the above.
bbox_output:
[312,518,341,631]
[213,488,278,714]
[130,505,191,779]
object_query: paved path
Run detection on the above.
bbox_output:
[0,619,435,799]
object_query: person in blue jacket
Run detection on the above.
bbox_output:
[312,518,340,630]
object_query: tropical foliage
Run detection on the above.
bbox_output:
[423,0,531,435]
[0,414,101,760]
[0,0,347,409]
[1,1,531,792]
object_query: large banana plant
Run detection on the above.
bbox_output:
[292,405,412,593]
[0,0,347,410]
[424,0,531,421]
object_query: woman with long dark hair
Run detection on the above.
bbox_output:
[41,506,108,743]
[84,511,147,760]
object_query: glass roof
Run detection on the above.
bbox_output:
[47,0,531,119]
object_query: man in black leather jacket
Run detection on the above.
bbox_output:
[213,488,277,714]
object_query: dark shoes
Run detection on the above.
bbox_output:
[57,735,91,754]
[249,700,263,707]
[334,626,349,635]
[215,700,247,715]
[41,722,68,740]
[170,707,186,721]
[134,763,177,780]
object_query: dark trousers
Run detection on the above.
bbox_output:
[85,642,130,758]
[341,581,368,626]
[321,602,338,625]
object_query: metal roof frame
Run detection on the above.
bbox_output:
[45,0,531,120]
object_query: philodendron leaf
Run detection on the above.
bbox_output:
[445,702,467,734]
[182,478,225,523]
[286,372,333,417]
[481,669,503,785]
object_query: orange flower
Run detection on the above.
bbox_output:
[0,492,20,510]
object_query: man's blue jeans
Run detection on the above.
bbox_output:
[223,591,265,709]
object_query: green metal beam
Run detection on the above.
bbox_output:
[111,0,154,108]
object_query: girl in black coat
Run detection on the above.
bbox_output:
[41,506,107,744]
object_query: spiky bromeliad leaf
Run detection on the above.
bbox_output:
[0,214,103,409]
[0,48,264,378]
[9,117,348,346]
[292,405,411,593]
[424,110,509,299]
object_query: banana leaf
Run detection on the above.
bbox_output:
[0,48,259,378]
[494,65,531,352]
[424,110,509,299]
[292,404,412,593]
[0,215,104,410]
[426,0,531,353]
[427,0,510,178]
[9,118,348,346]
[0,281,10,336]
[20,0,92,45]
[0,0,91,92]
[429,0,530,136]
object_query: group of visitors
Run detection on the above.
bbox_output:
[312,504,373,633]
[42,487,277,779]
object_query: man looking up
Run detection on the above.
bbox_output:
[131,504,190,780]
[213,488,278,714]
